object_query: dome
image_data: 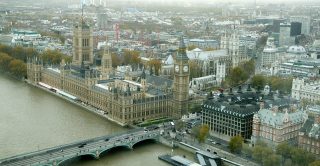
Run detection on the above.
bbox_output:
[287,45,306,54]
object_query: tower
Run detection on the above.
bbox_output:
[141,69,147,93]
[173,36,190,118]
[101,40,112,79]
[27,56,42,84]
[291,77,304,100]
[72,14,93,66]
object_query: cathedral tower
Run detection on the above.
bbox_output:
[173,36,190,118]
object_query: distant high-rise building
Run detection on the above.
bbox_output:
[279,23,293,46]
[97,13,108,30]
[291,22,302,37]
[272,19,286,33]
[290,16,311,35]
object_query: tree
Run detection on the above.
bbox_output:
[25,47,38,58]
[284,159,293,166]
[228,135,243,153]
[190,125,200,142]
[0,44,13,55]
[276,142,292,163]
[123,50,141,68]
[111,53,121,67]
[0,52,14,70]
[252,75,265,89]
[309,160,320,166]
[8,59,27,78]
[240,59,255,76]
[262,154,281,166]
[175,120,185,132]
[241,144,252,157]
[39,49,71,65]
[252,145,273,164]
[148,59,161,76]
[267,76,293,93]
[229,67,248,86]
[189,60,202,79]
[11,46,25,61]
[291,148,315,166]
[198,124,209,143]
[187,45,197,51]
[204,47,216,51]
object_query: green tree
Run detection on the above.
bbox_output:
[291,148,315,166]
[229,67,248,86]
[267,76,293,93]
[276,142,292,163]
[240,59,255,76]
[175,120,185,132]
[309,160,320,166]
[263,154,281,166]
[228,135,243,153]
[241,144,252,157]
[284,159,293,166]
[252,145,273,164]
[252,75,265,89]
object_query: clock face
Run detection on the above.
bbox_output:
[183,65,188,72]
[175,65,179,72]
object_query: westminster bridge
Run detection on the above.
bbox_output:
[0,128,161,166]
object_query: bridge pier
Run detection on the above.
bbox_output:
[95,150,100,159]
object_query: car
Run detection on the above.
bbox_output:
[105,138,109,141]
[216,142,221,145]
[144,129,148,133]
[78,143,87,148]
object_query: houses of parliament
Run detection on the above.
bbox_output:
[27,18,190,126]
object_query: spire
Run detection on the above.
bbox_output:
[141,69,146,79]
[176,36,189,60]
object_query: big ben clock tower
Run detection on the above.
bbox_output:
[173,36,190,118]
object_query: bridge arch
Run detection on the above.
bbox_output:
[131,138,158,149]
[57,153,97,166]
[99,144,132,157]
